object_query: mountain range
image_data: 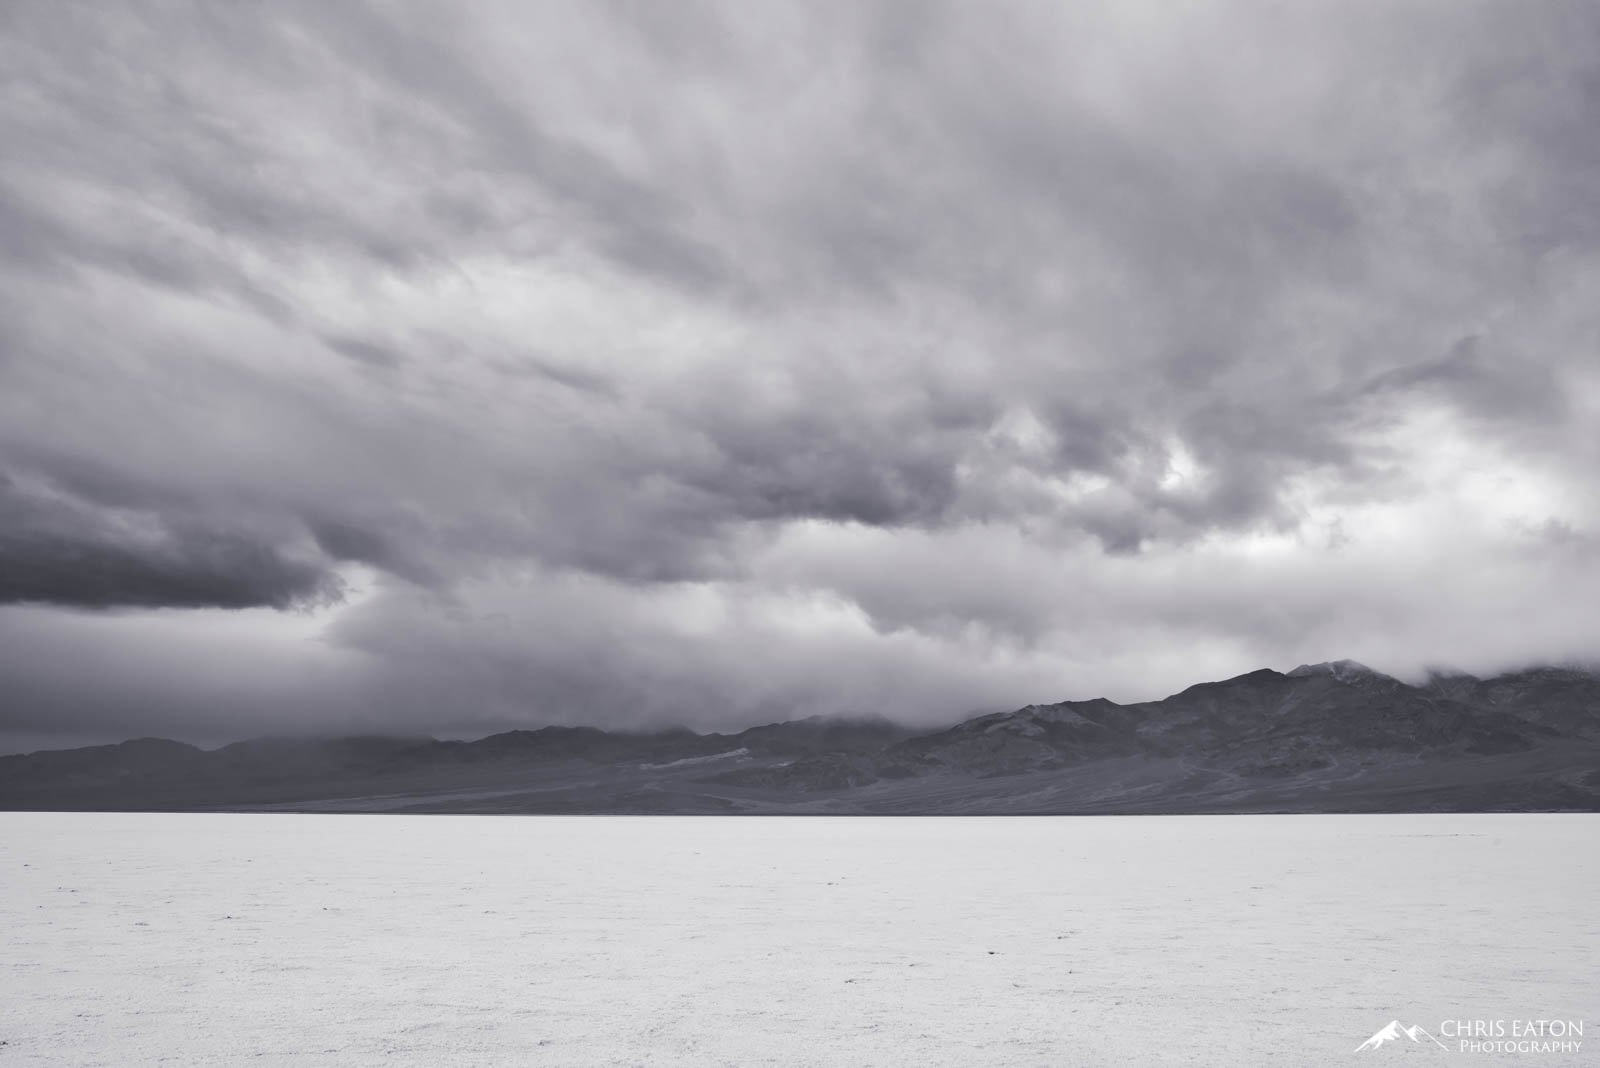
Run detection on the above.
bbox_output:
[4,660,1598,813]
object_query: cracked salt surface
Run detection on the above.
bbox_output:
[1,813,1592,1066]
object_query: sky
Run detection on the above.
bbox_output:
[2,1,1598,752]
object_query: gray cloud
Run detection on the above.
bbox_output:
[1,1,1597,749]
[0,471,340,610]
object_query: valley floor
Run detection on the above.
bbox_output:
[1,813,1593,1066]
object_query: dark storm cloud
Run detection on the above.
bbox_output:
[0,471,340,610]
[1,1,1598,747]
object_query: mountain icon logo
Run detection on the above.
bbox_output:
[1355,1019,1450,1052]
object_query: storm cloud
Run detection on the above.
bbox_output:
[2,1,1598,750]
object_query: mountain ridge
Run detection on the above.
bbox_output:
[4,662,1597,814]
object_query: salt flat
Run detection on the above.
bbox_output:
[1,813,1593,1066]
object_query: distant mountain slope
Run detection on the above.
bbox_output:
[3,663,1597,813]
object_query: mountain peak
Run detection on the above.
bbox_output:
[1287,659,1388,683]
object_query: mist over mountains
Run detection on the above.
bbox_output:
[5,661,1597,814]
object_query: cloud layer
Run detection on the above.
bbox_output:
[2,1,1598,749]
